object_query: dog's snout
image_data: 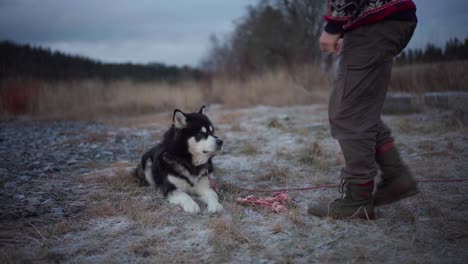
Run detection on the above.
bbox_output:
[216,139,224,147]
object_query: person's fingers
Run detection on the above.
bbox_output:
[319,38,327,52]
[319,32,341,53]
[319,41,325,52]
[336,38,343,55]
[320,43,331,52]
[320,40,335,53]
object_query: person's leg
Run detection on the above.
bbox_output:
[375,119,419,206]
[374,145,419,205]
[376,120,393,149]
[373,21,419,206]
[308,20,417,219]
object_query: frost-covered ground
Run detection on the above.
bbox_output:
[1,104,467,263]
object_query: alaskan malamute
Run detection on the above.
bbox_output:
[135,106,224,213]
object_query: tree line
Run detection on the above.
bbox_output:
[201,0,467,77]
[3,0,466,84]
[0,41,203,82]
[200,0,326,78]
[396,37,468,65]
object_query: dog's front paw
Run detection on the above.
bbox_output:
[207,202,223,213]
[181,199,201,213]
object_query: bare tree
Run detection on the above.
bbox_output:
[200,0,326,78]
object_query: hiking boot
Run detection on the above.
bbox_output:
[308,180,375,220]
[374,145,419,206]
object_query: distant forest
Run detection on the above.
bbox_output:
[2,18,467,84]
[395,37,468,64]
[0,41,203,82]
[201,0,468,78]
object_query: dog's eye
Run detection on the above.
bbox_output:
[195,132,205,141]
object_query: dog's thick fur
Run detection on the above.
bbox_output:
[135,106,223,213]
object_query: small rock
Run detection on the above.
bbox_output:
[67,159,78,165]
[27,198,41,205]
[4,182,17,189]
[41,199,53,206]
[19,176,31,181]
[383,94,417,114]
[50,207,64,217]
[42,185,53,191]
[25,206,37,214]
[14,194,25,200]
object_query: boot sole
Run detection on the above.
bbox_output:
[308,204,375,220]
[374,187,420,206]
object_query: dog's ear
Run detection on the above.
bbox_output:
[173,109,187,128]
[198,105,206,115]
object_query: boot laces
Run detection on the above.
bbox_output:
[338,178,351,199]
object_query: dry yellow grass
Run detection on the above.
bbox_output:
[287,208,305,226]
[271,223,284,234]
[298,141,343,172]
[209,67,326,108]
[0,64,328,119]
[214,112,243,131]
[390,60,468,93]
[240,142,259,155]
[34,80,204,119]
[2,61,466,120]
[254,163,290,185]
[209,218,251,250]
[80,166,138,188]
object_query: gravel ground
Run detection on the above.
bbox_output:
[1,105,467,263]
[0,120,160,220]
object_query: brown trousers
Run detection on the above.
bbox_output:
[329,19,416,184]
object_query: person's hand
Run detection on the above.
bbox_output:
[319,31,342,54]
[336,38,343,55]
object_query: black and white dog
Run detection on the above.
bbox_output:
[135,106,223,213]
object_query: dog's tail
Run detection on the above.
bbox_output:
[133,163,149,186]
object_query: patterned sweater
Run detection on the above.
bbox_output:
[324,0,417,34]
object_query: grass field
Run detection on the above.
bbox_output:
[1,104,467,263]
[2,61,466,120]
[0,61,467,263]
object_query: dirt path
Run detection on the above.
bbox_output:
[1,105,467,263]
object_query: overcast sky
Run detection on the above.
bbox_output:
[1,0,467,66]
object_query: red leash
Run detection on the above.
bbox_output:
[236,178,468,193]
[238,184,339,193]
[236,192,291,213]
[208,174,468,213]
[228,178,468,213]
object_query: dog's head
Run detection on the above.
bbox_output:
[172,105,223,166]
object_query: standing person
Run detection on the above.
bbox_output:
[308,0,419,219]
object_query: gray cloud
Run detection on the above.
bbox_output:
[0,0,254,65]
[0,0,251,42]
[410,0,468,48]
